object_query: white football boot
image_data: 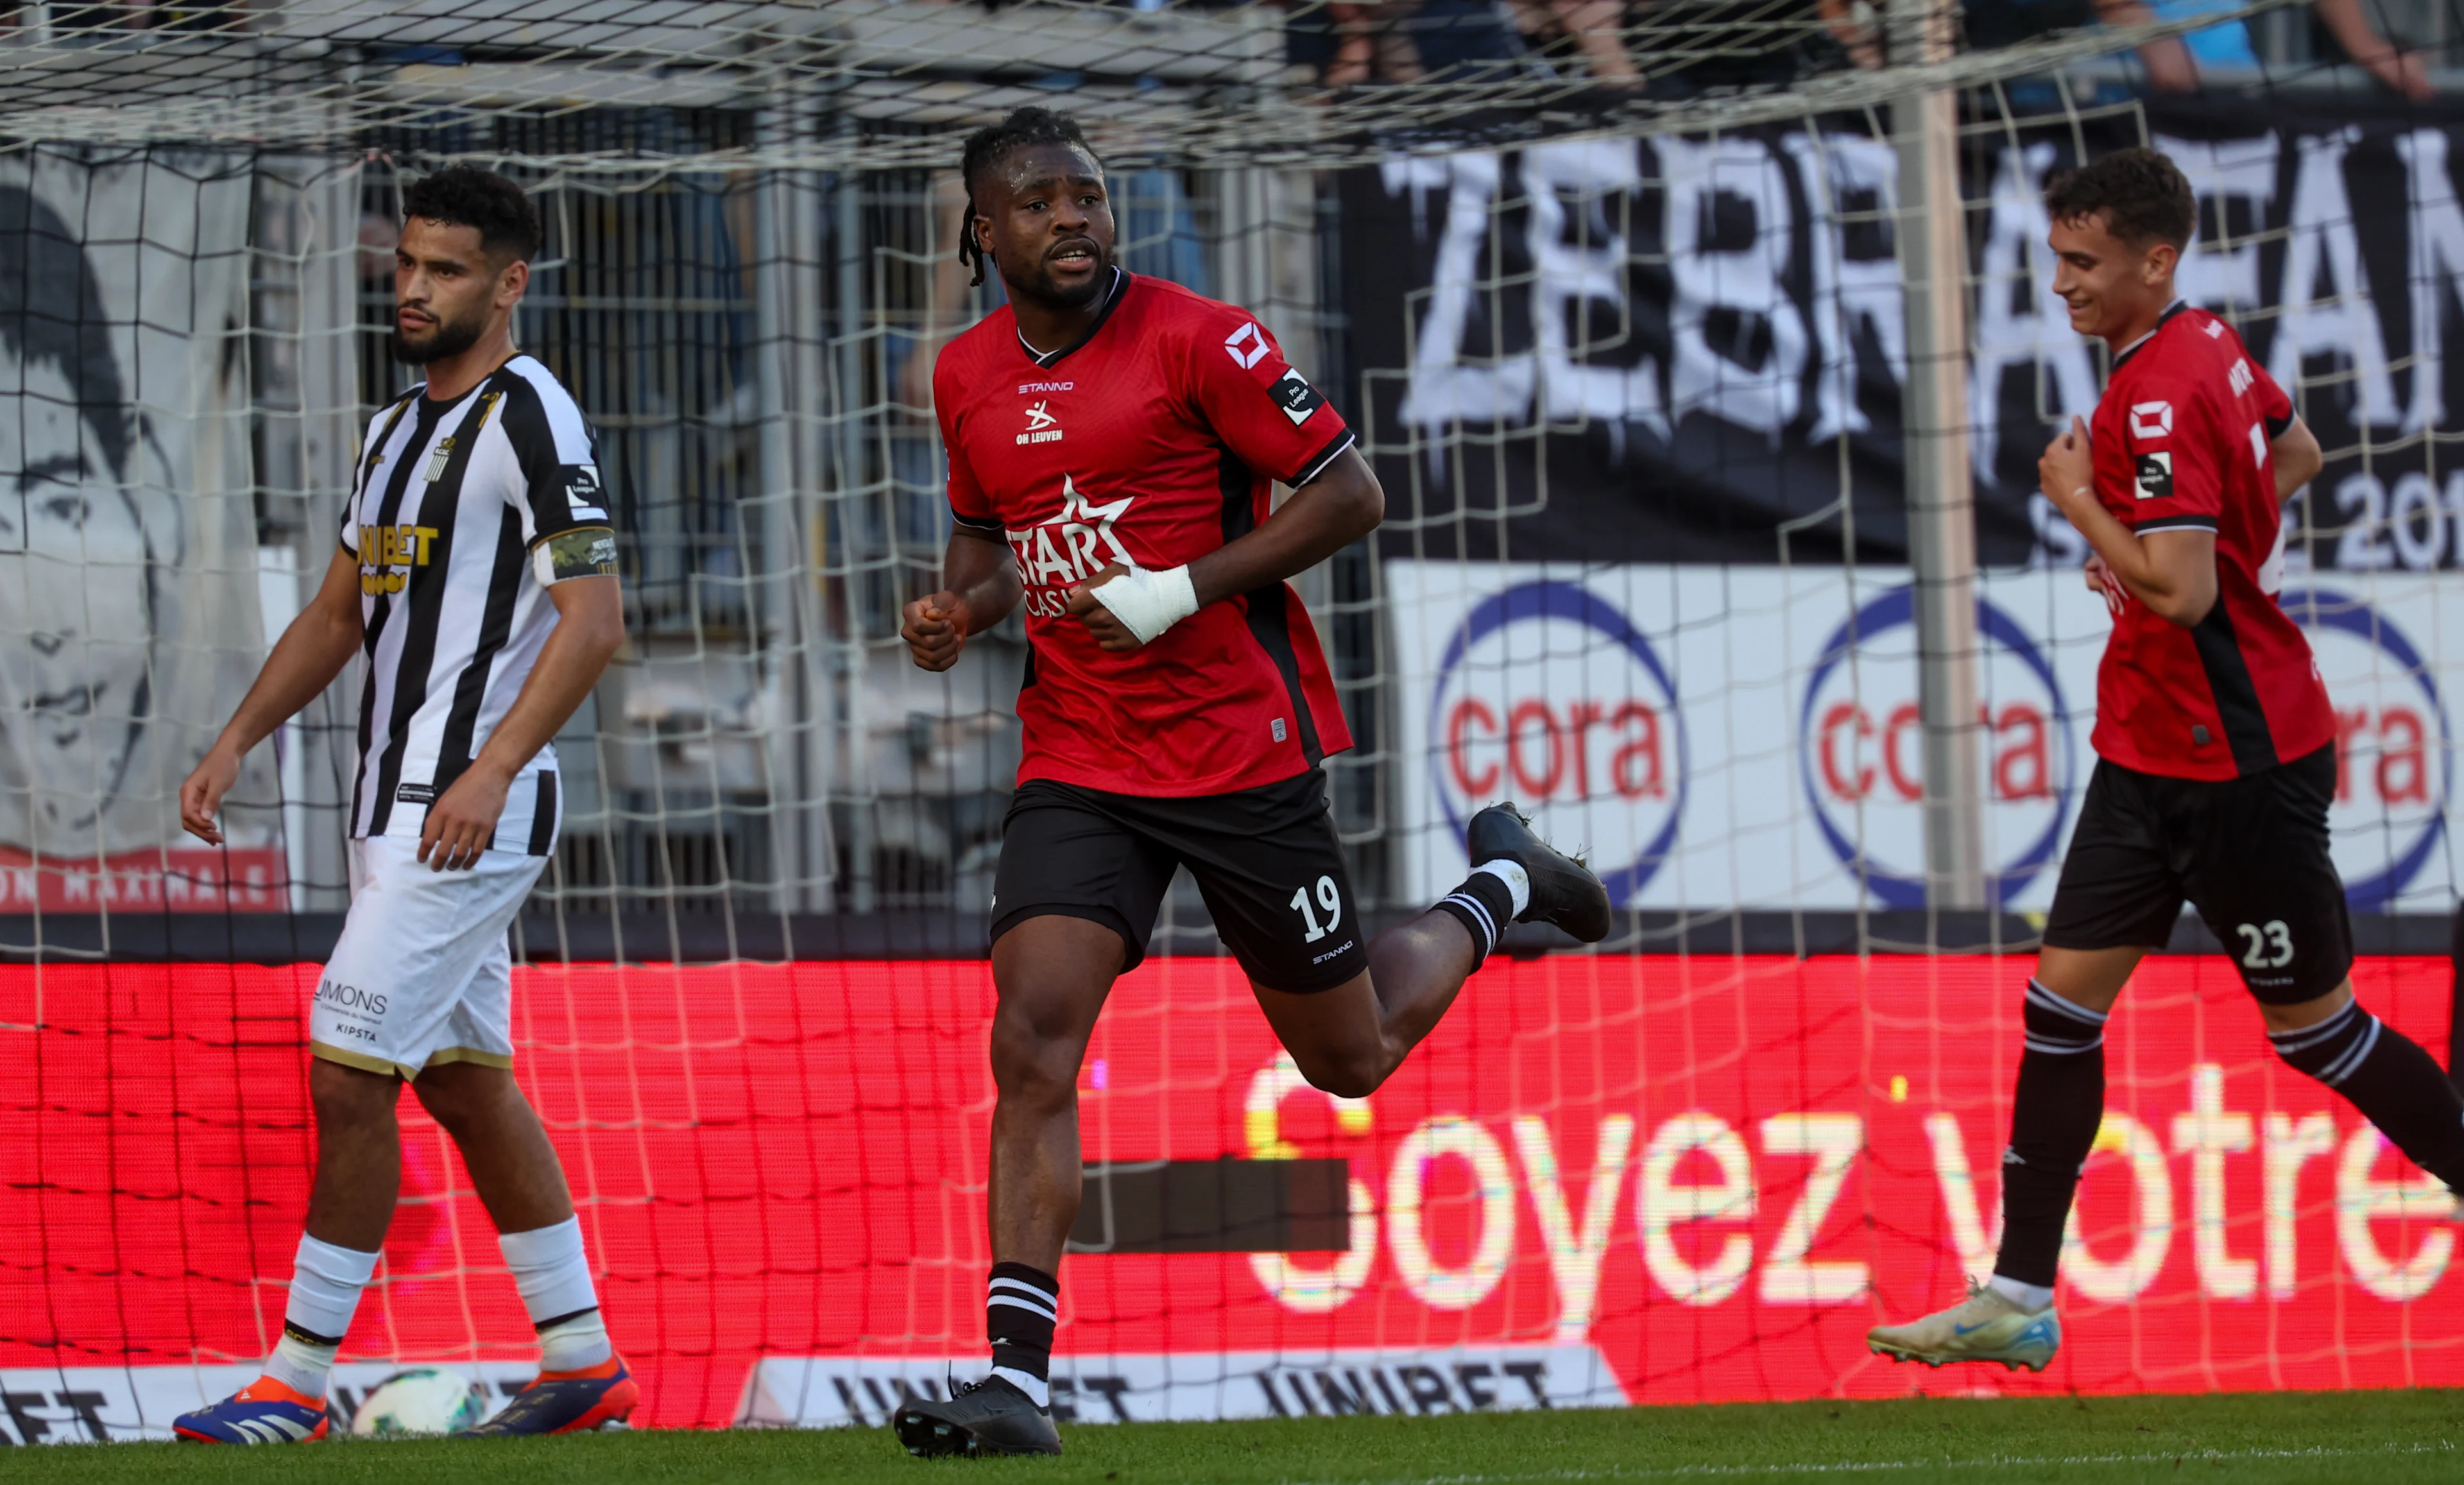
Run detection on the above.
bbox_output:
[1866,1278,2060,1372]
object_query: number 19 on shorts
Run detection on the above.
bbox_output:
[1290,875,1342,943]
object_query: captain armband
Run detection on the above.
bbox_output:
[535,526,619,585]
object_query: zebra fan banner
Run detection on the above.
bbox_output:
[1344,97,2464,574]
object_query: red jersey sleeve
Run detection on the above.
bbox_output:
[2114,376,2221,536]
[1180,311,1356,488]
[934,357,1003,538]
[2252,357,2295,438]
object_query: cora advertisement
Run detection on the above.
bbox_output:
[1387,562,2460,914]
[3,954,2463,1441]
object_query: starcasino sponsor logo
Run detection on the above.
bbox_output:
[1798,587,2073,908]
[359,523,439,594]
[1008,476,1133,617]
[1426,581,1684,904]
[2284,588,2451,911]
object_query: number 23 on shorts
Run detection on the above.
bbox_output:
[2237,919,2292,968]
[1290,875,1342,943]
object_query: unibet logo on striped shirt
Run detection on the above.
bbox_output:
[359,524,441,594]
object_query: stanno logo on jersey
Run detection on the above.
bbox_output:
[1017,400,1063,446]
[1268,368,1327,428]
[1224,322,1269,370]
[1007,474,1133,616]
[360,523,441,594]
[2128,400,2173,440]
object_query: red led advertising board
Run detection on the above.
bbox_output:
[2,954,2458,1439]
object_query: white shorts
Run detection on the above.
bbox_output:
[311,835,547,1079]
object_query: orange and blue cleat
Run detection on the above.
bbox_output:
[173,1375,330,1444]
[455,1355,638,1437]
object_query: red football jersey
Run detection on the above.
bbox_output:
[2087,303,2333,780]
[935,270,1357,797]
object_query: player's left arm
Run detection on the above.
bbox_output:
[420,576,624,871]
[2042,413,2217,628]
[1067,316,1376,653]
[1067,448,1381,653]
[423,391,626,870]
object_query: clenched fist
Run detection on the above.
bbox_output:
[903,590,970,671]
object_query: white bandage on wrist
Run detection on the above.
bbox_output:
[1088,563,1199,644]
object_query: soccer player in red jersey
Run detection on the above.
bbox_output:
[889,108,1612,1455]
[1869,148,2464,1371]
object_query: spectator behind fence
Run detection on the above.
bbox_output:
[1634,0,1856,90]
[1964,0,2199,89]
[1290,0,1641,86]
[1965,0,2429,98]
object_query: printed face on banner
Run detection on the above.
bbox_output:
[0,194,155,840]
[1425,581,1685,906]
[1795,588,2075,909]
[2285,589,2451,911]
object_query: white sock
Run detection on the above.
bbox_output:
[537,1309,613,1373]
[990,1365,1050,1409]
[266,1233,379,1396]
[264,1331,339,1398]
[1989,1274,2055,1314]
[500,1217,612,1371]
[1475,859,1531,917]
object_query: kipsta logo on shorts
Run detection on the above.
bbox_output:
[1427,580,1686,906]
[1007,475,1133,617]
[2282,588,2452,911]
[1797,587,2074,909]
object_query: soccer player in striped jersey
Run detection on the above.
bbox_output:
[173,167,635,1443]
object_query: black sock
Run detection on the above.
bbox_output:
[1434,871,1516,968]
[2272,1001,2464,1189]
[1993,980,2109,1289]
[986,1262,1058,1403]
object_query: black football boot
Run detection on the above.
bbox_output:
[893,1375,1062,1458]
[1467,802,1613,944]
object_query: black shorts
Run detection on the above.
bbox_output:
[991,769,1367,994]
[2043,744,2352,1004]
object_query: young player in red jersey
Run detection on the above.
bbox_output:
[889,108,1612,1456]
[1868,148,2464,1371]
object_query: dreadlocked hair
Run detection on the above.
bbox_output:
[957,106,1099,288]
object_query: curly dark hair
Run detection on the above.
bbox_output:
[956,107,1100,288]
[2043,147,2196,250]
[402,164,542,264]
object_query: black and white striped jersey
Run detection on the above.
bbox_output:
[339,356,618,853]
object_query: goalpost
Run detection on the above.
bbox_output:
[6,0,2464,1439]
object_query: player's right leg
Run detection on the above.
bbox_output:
[1869,759,2180,1372]
[173,1055,402,1442]
[177,836,545,1443]
[894,784,1172,1459]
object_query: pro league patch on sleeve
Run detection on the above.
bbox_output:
[2134,451,2173,501]
[1269,368,1327,427]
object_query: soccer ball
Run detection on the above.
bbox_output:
[346,1368,486,1437]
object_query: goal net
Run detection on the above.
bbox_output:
[7,0,2464,1441]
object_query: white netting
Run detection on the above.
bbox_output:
[11,0,2464,1439]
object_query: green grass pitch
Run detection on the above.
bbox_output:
[13,1392,2461,1484]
